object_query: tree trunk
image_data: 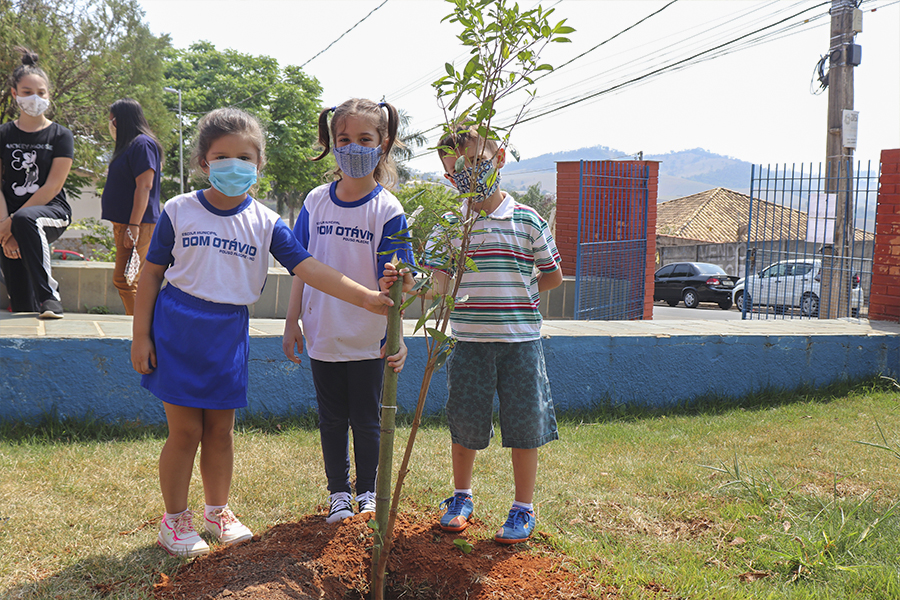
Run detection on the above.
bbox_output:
[371,272,403,600]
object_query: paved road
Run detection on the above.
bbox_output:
[652,301,743,321]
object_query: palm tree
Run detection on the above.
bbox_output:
[393,110,428,184]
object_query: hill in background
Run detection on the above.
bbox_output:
[495,146,754,201]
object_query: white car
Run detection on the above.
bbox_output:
[732,259,864,317]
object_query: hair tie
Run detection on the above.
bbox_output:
[378,102,386,108]
[329,106,336,113]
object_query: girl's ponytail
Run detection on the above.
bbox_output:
[312,106,335,162]
[381,101,400,155]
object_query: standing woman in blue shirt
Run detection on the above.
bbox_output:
[102,98,163,314]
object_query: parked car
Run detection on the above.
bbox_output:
[732,259,863,317]
[653,262,739,309]
[51,249,87,261]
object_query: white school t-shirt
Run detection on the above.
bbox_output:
[293,182,414,362]
[145,190,310,305]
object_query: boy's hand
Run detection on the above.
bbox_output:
[363,289,394,316]
[381,337,408,373]
[131,335,157,375]
[380,263,414,294]
[282,320,304,364]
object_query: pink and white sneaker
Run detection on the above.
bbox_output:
[204,506,253,544]
[158,510,210,557]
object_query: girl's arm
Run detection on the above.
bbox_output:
[131,261,167,374]
[281,276,306,364]
[293,257,393,315]
[125,168,155,249]
[0,156,73,240]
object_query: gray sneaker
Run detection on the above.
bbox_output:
[356,491,376,514]
[38,299,64,319]
[326,492,354,524]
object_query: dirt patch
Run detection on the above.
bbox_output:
[153,509,617,600]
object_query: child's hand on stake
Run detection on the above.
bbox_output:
[380,263,413,293]
[363,289,395,316]
[131,335,157,374]
[382,337,408,373]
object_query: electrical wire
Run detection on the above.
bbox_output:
[299,0,390,69]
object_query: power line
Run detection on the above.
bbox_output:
[532,0,680,84]
[514,1,831,126]
[299,0,389,69]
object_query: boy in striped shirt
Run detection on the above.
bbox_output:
[429,126,563,544]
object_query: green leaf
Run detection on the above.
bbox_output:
[453,538,474,554]
[552,37,572,44]
[554,24,575,35]
[454,155,467,173]
[425,328,448,344]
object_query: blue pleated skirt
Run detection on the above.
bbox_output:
[141,285,249,409]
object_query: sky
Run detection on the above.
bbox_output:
[139,0,900,175]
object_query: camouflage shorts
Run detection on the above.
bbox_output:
[446,340,559,450]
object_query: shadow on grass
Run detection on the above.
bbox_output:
[3,545,180,600]
[3,376,895,443]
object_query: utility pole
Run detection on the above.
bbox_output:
[821,0,860,319]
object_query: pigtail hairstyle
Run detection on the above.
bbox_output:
[109,98,164,165]
[8,46,50,91]
[312,106,335,162]
[313,99,405,189]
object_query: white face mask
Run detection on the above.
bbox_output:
[16,94,51,118]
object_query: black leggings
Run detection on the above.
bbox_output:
[0,202,70,311]
[310,358,384,496]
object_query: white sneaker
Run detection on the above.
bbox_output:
[326,492,354,524]
[158,510,210,557]
[204,506,253,544]
[357,491,376,514]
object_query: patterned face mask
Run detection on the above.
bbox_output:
[333,143,383,179]
[16,94,51,117]
[450,158,500,202]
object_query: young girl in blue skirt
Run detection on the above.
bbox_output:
[131,107,393,557]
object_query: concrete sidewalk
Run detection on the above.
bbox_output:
[1,311,898,425]
[2,310,898,340]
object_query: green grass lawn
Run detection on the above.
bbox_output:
[2,377,899,599]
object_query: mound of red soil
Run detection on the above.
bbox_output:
[153,509,617,599]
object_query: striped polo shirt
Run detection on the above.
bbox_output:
[425,192,561,342]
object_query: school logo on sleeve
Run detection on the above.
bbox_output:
[181,230,258,260]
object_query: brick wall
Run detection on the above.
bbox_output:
[555,160,659,319]
[870,148,900,322]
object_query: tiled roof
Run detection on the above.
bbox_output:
[657,187,872,243]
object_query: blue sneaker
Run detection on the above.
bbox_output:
[439,493,474,532]
[494,506,536,544]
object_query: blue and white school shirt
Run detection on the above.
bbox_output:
[293,181,414,362]
[145,190,311,305]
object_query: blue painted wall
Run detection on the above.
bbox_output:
[1,333,897,424]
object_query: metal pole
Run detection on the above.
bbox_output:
[164,87,184,195]
[177,90,183,195]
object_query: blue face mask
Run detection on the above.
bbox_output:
[451,158,500,202]
[333,143,383,179]
[208,158,258,197]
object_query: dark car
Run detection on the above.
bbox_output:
[654,262,739,309]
